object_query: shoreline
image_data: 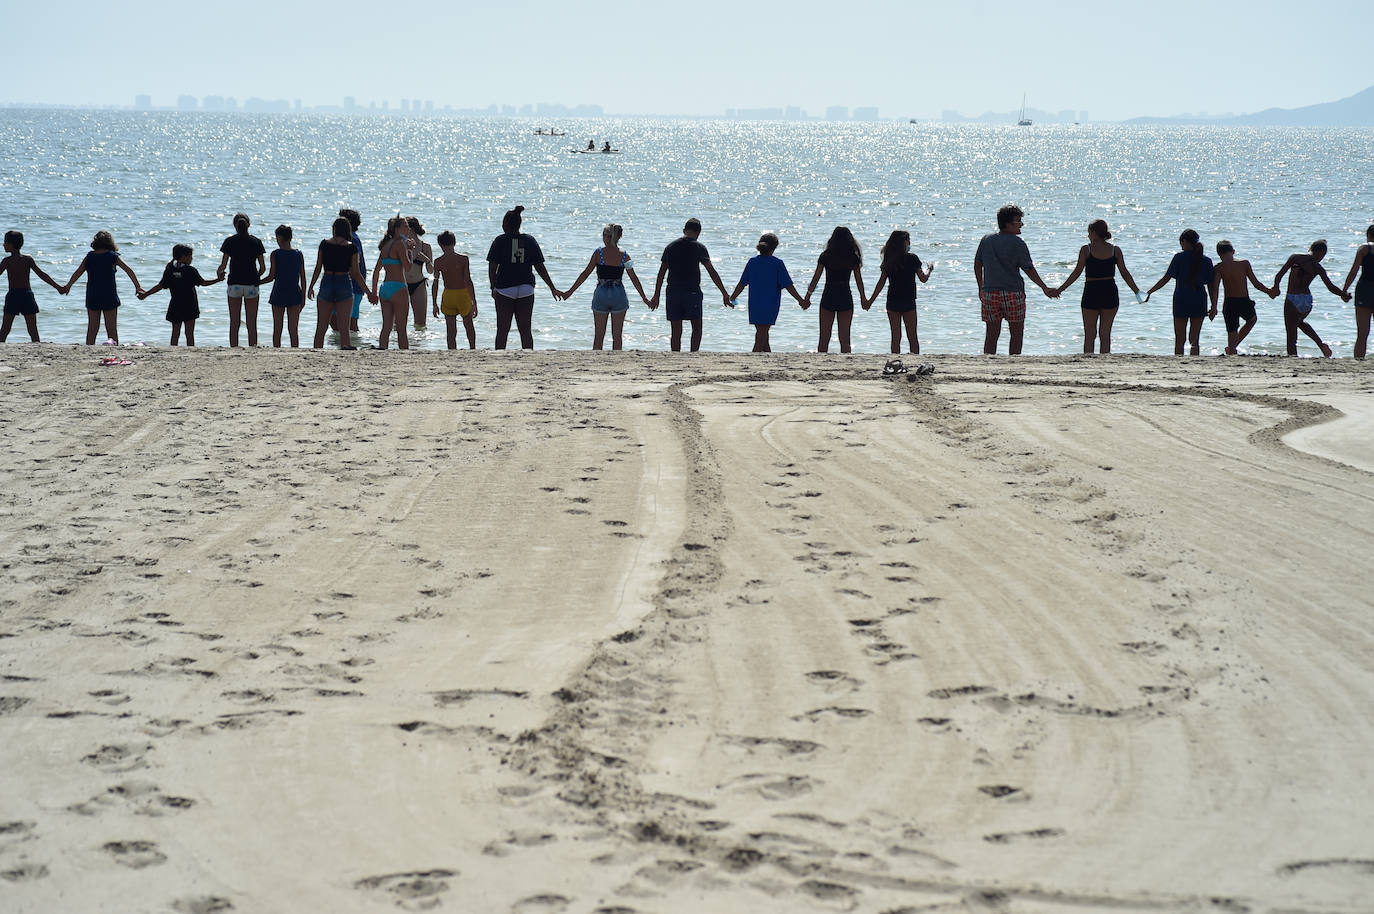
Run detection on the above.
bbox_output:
[1,349,1372,912]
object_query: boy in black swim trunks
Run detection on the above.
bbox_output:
[648,218,732,352]
[1210,240,1277,354]
[1,231,63,343]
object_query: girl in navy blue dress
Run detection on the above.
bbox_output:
[728,233,804,352]
[261,224,307,348]
[63,231,143,345]
[1144,228,1216,355]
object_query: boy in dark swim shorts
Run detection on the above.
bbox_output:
[649,218,732,352]
[1211,240,1277,354]
[1,230,63,342]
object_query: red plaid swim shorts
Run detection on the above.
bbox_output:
[980,289,1026,324]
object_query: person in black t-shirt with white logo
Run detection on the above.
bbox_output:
[216,213,267,347]
[649,218,731,352]
[485,205,562,350]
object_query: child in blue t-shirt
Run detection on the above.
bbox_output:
[729,233,805,352]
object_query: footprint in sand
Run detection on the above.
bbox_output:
[805,670,863,694]
[720,735,823,757]
[353,868,459,911]
[0,863,49,882]
[512,895,572,914]
[171,897,234,914]
[81,743,152,773]
[721,772,822,800]
[983,827,1065,844]
[797,879,860,910]
[103,840,168,869]
[1278,859,1374,877]
[68,781,196,818]
[793,706,873,722]
[0,821,35,842]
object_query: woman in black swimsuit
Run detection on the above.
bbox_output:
[1054,219,1141,354]
[803,226,867,353]
[404,217,433,329]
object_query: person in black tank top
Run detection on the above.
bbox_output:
[866,229,934,354]
[1053,219,1141,354]
[1339,223,1374,359]
[803,226,867,353]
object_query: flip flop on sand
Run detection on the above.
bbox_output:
[882,359,908,376]
[99,357,132,366]
[914,363,935,376]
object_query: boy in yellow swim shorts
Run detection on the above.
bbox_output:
[432,231,478,350]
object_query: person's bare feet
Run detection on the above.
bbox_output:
[1320,342,1333,358]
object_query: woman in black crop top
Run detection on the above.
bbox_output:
[309,216,376,350]
[559,223,651,350]
[1054,219,1141,354]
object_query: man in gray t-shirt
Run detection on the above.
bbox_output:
[974,204,1058,354]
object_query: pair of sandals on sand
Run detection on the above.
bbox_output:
[99,356,132,366]
[883,358,934,376]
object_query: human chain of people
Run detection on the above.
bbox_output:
[4,205,1373,359]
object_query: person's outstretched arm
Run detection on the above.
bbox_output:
[1056,246,1089,296]
[561,252,599,299]
[867,268,888,307]
[1273,255,1296,291]
[1115,248,1140,296]
[260,250,279,287]
[355,254,378,303]
[1023,264,1057,298]
[703,259,731,306]
[1341,246,1367,294]
[626,266,650,305]
[307,249,322,301]
[853,265,868,310]
[1245,261,1277,298]
[115,255,143,294]
[1316,263,1351,300]
[63,256,87,294]
[27,258,61,292]
[534,262,561,300]
[649,261,667,309]
[1143,270,1170,301]
[803,259,823,303]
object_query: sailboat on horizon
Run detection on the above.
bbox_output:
[1017,94,1032,126]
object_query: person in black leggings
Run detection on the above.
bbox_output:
[485,205,562,349]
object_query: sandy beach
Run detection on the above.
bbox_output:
[1,345,1372,914]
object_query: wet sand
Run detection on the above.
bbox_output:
[1,346,1372,913]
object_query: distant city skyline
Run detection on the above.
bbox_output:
[11,94,1097,124]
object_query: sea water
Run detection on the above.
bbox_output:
[1,110,1370,354]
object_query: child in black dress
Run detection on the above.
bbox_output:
[138,244,222,346]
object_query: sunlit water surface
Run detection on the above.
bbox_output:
[2,110,1371,354]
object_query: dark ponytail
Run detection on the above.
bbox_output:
[1181,229,1202,285]
[502,205,525,235]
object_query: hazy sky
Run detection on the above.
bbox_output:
[6,0,1370,120]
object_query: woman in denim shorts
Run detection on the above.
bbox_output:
[561,223,651,350]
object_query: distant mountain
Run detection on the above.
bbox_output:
[1125,86,1374,126]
